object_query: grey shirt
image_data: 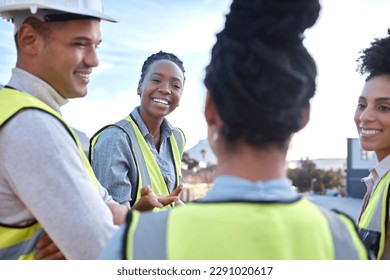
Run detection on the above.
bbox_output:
[0,68,118,260]
[91,106,177,207]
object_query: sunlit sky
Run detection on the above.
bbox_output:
[1,0,390,160]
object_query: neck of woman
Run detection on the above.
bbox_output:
[215,144,287,182]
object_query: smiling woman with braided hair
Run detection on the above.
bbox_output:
[98,0,369,260]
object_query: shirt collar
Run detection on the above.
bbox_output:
[373,154,390,179]
[130,106,173,139]
[199,176,299,202]
[7,68,68,114]
[362,154,390,185]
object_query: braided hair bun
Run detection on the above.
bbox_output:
[204,0,321,149]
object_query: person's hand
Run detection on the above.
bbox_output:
[132,184,183,212]
[107,203,129,225]
[170,184,185,206]
[35,234,66,260]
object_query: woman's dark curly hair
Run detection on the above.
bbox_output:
[204,0,320,150]
[139,50,186,84]
[357,29,390,82]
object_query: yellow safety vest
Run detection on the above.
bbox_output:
[357,170,390,259]
[89,115,185,210]
[125,198,368,260]
[0,87,98,260]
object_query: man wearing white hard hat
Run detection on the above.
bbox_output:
[0,0,142,260]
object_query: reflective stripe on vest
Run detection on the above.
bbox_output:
[317,207,360,259]
[126,199,367,260]
[357,171,390,259]
[0,224,45,260]
[0,88,99,259]
[89,115,185,209]
[116,118,152,189]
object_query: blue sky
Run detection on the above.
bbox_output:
[1,0,390,160]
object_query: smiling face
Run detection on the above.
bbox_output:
[31,19,101,99]
[354,75,390,161]
[138,59,184,121]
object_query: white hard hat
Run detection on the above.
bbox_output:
[0,0,116,34]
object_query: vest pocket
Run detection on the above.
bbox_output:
[358,228,380,258]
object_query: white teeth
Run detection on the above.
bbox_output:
[76,72,89,79]
[361,129,381,135]
[153,98,169,105]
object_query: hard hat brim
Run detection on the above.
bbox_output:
[0,3,117,22]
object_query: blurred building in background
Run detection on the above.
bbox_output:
[346,138,377,199]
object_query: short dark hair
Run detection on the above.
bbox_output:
[14,17,63,49]
[139,51,186,84]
